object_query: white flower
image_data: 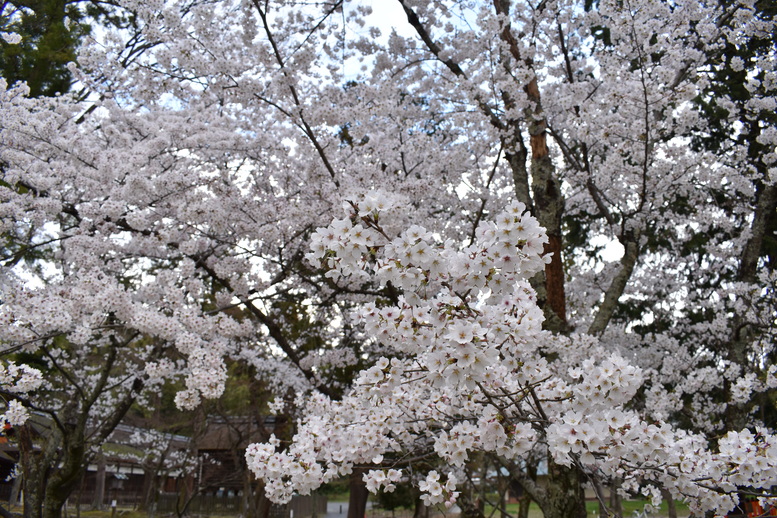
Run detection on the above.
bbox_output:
[445,321,474,344]
[3,400,29,427]
[1,32,22,45]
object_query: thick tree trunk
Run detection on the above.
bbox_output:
[42,475,84,518]
[20,416,126,518]
[346,470,368,518]
[42,491,68,518]
[457,491,485,518]
[523,77,568,333]
[41,432,92,518]
[21,463,44,518]
[537,462,586,518]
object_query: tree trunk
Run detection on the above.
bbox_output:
[662,489,677,518]
[138,467,157,513]
[609,478,623,518]
[517,497,529,518]
[412,497,427,518]
[42,481,77,518]
[41,437,92,518]
[508,469,533,518]
[346,470,368,518]
[457,493,485,518]
[537,462,586,518]
[243,477,271,518]
[20,425,45,518]
[22,464,44,518]
[91,456,105,511]
[10,472,22,508]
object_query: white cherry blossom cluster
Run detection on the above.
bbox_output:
[418,471,459,508]
[245,432,328,503]
[1,400,31,428]
[363,469,403,493]
[308,193,548,293]
[307,193,549,390]
[247,193,777,515]
[0,362,43,394]
[0,362,43,429]
[246,196,552,504]
[174,344,228,410]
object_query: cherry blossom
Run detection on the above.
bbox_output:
[1,0,774,516]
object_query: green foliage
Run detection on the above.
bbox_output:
[0,0,92,97]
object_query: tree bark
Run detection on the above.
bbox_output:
[661,489,677,518]
[346,469,368,518]
[20,424,45,518]
[537,462,586,518]
[609,478,623,518]
[10,472,22,509]
[457,491,485,518]
[509,476,531,518]
[525,76,567,332]
[91,455,105,511]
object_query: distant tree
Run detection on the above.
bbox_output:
[0,0,90,97]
